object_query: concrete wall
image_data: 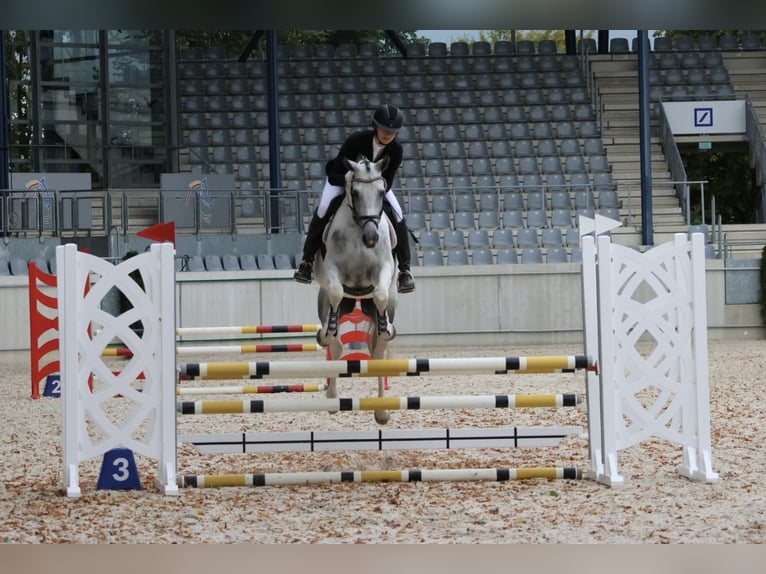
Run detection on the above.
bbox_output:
[3,258,762,364]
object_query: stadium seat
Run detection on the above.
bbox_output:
[520,247,543,264]
[446,249,470,266]
[422,250,444,266]
[471,249,494,265]
[496,248,518,264]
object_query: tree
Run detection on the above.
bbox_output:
[175,30,427,58]
[454,30,594,53]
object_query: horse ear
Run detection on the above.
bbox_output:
[342,157,353,170]
[376,155,390,172]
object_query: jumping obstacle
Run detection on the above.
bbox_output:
[27,261,322,398]
[179,426,583,454]
[176,324,320,336]
[327,302,389,390]
[104,342,320,358]
[28,261,94,398]
[179,467,582,488]
[178,355,595,380]
[177,393,582,414]
[56,231,720,496]
[177,383,327,396]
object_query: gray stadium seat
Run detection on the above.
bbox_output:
[492,228,515,248]
[274,254,294,270]
[446,249,470,266]
[204,255,223,271]
[521,247,544,264]
[471,249,494,265]
[502,210,524,229]
[431,193,453,212]
[610,38,630,53]
[429,211,452,232]
[407,212,427,231]
[239,254,258,271]
[565,227,581,247]
[546,247,569,263]
[222,255,241,271]
[186,256,205,272]
[442,229,465,249]
[453,212,475,231]
[419,230,442,249]
[422,250,444,266]
[541,227,564,247]
[551,208,573,228]
[496,248,518,264]
[526,209,548,229]
[256,254,275,270]
[468,229,490,248]
[516,228,539,247]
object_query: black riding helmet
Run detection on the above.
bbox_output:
[371,104,404,132]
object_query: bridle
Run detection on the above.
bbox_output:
[347,174,387,228]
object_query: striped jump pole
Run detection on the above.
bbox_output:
[104,343,320,358]
[178,355,596,380]
[177,383,327,396]
[176,324,320,337]
[179,467,583,488]
[179,425,583,454]
[177,393,583,415]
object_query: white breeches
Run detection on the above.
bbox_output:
[316,178,403,222]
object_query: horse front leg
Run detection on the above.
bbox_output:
[374,375,390,425]
[372,282,395,341]
[320,282,345,342]
[370,312,391,426]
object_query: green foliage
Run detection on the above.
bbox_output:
[175,30,428,58]
[655,30,753,41]
[680,151,759,224]
[452,30,594,53]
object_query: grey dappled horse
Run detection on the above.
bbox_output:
[314,156,398,424]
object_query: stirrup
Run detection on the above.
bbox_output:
[397,270,415,293]
[293,261,313,284]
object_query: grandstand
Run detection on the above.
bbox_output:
[2,31,766,270]
[2,30,766,354]
[173,33,766,266]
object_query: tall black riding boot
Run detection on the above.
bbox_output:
[293,210,328,284]
[392,216,415,293]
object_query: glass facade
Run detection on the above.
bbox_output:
[5,30,172,189]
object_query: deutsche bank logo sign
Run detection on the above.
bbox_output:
[663,101,745,135]
[694,107,713,128]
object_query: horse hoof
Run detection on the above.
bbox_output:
[374,410,390,425]
[378,324,395,341]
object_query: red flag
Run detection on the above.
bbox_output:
[137,221,175,247]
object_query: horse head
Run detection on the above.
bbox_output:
[343,156,389,248]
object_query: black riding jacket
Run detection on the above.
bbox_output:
[325,129,403,192]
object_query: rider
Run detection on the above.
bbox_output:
[293,103,415,294]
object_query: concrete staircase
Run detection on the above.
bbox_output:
[590,52,766,258]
